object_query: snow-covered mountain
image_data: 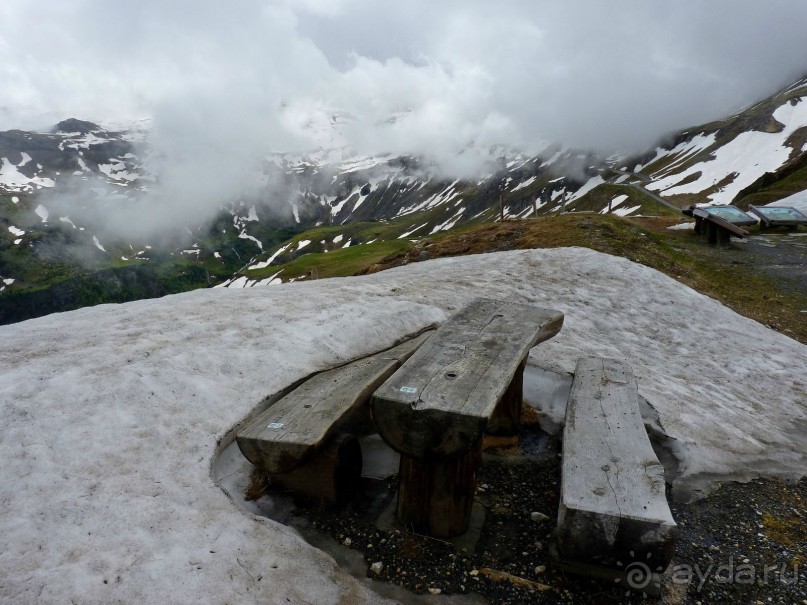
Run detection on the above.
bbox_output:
[620,75,807,209]
[2,74,807,320]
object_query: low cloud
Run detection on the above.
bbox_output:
[3,0,807,238]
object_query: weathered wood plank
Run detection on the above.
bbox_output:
[266,433,361,506]
[237,331,432,474]
[487,360,526,436]
[557,357,678,569]
[372,298,564,460]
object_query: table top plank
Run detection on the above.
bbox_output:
[372,298,563,459]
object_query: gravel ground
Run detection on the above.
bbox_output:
[250,417,807,604]
[735,232,807,298]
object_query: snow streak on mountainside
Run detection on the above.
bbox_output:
[3,74,807,310]
[0,114,610,304]
[625,76,807,208]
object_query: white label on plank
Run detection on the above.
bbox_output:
[400,386,417,394]
[266,422,285,429]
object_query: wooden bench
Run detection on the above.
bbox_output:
[371,298,564,537]
[236,331,432,504]
[555,357,678,579]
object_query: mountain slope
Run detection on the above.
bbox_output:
[3,73,807,320]
[621,75,807,208]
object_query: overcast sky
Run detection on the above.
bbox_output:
[3,0,807,157]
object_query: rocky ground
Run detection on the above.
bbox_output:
[737,232,807,298]
[248,412,807,605]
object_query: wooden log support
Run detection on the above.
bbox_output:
[372,298,564,537]
[237,331,431,480]
[556,357,678,571]
[487,360,526,436]
[396,438,483,536]
[267,433,361,505]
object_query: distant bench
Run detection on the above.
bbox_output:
[371,298,564,537]
[555,357,678,587]
[237,332,432,504]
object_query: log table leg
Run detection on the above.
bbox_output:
[487,360,526,436]
[396,438,483,537]
[267,433,362,506]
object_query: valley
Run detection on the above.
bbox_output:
[3,76,807,329]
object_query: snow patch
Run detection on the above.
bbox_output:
[430,208,465,234]
[248,243,290,270]
[612,204,642,217]
[510,176,537,192]
[648,99,807,204]
[238,230,263,250]
[397,223,428,239]
[0,158,54,192]
[667,222,696,231]
[600,194,629,213]
[0,249,804,603]
[568,175,605,201]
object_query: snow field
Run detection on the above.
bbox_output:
[0,246,805,603]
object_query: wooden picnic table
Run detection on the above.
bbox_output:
[372,298,564,536]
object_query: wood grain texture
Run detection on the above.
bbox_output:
[557,357,678,569]
[486,360,526,436]
[237,332,431,474]
[266,433,361,506]
[396,439,482,537]
[372,298,563,459]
